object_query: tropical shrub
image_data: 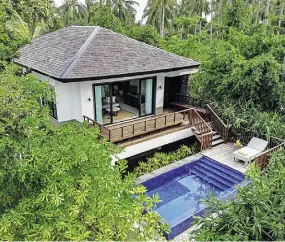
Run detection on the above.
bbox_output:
[0,67,169,240]
[191,149,285,241]
[211,101,285,140]
[133,144,200,177]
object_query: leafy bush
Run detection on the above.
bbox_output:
[190,149,285,241]
[211,101,285,140]
[0,67,169,240]
[133,144,198,177]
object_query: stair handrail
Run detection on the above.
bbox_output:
[206,104,228,127]
[206,104,229,142]
[189,108,213,150]
[189,108,213,133]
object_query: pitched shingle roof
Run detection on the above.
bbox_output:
[15,26,200,82]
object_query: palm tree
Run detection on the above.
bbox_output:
[210,0,214,40]
[263,0,270,24]
[254,0,263,25]
[217,0,223,25]
[6,11,47,40]
[112,0,139,23]
[180,0,210,32]
[58,0,87,26]
[275,0,285,34]
[143,0,177,36]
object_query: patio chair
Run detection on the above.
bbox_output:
[233,137,269,165]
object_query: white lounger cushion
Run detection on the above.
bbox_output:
[233,146,261,163]
[247,137,269,151]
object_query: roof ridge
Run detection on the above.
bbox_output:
[60,27,100,78]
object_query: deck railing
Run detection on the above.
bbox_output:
[206,104,229,142]
[255,142,285,172]
[109,109,191,142]
[83,109,191,142]
[175,93,208,109]
[83,115,110,139]
[189,108,213,150]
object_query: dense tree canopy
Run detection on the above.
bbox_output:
[0,67,168,240]
[1,0,285,240]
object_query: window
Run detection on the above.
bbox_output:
[41,98,57,120]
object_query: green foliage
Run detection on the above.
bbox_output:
[0,0,27,65]
[211,101,285,140]
[191,149,285,241]
[174,16,200,38]
[126,25,162,46]
[89,6,124,33]
[0,67,169,240]
[192,39,284,110]
[10,0,55,36]
[133,144,197,177]
[222,0,251,30]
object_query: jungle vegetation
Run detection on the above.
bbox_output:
[0,0,285,240]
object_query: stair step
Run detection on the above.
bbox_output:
[192,166,234,187]
[212,139,224,146]
[212,134,221,141]
[200,157,245,181]
[190,168,231,191]
[195,163,242,184]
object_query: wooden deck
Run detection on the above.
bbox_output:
[202,142,249,173]
[84,108,191,142]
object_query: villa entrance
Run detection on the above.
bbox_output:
[163,76,182,109]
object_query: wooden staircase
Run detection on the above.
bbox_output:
[206,121,225,147]
[189,105,229,151]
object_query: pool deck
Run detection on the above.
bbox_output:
[137,142,249,185]
[202,142,249,174]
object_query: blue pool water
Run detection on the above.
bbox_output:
[141,156,246,239]
[148,174,220,226]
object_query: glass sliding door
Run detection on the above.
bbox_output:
[93,78,155,125]
[94,84,112,124]
[140,78,154,116]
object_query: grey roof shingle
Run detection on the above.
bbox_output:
[15,26,200,82]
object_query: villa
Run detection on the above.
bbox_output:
[15,26,228,156]
[15,26,198,123]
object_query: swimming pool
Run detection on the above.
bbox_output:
[141,156,247,239]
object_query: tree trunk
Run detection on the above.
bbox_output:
[278,2,284,35]
[106,0,111,8]
[100,0,103,6]
[218,0,222,25]
[264,0,270,24]
[255,0,261,25]
[160,5,165,37]
[210,0,214,40]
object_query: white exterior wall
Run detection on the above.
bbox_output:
[32,72,83,122]
[80,81,94,121]
[32,68,199,123]
[155,74,165,114]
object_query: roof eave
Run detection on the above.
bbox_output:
[14,61,200,83]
